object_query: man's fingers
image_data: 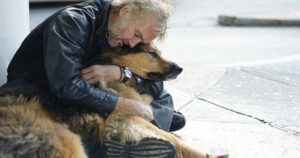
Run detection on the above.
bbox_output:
[82,71,100,84]
[82,72,94,81]
[81,67,93,75]
[115,98,154,122]
[81,67,102,82]
[142,107,154,121]
[126,102,153,121]
[87,77,100,85]
[81,65,100,74]
[81,65,120,82]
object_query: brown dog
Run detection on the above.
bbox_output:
[0,44,206,158]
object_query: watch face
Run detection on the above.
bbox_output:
[122,67,132,83]
[124,67,132,78]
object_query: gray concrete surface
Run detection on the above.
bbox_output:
[28,0,300,157]
[162,0,300,157]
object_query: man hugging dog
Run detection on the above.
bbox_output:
[0,0,189,157]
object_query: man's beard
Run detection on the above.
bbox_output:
[106,30,116,47]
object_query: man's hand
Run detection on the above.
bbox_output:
[82,65,153,121]
[81,65,121,84]
[114,97,154,122]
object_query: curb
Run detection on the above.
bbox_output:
[218,15,300,27]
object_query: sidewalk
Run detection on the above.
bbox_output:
[165,65,300,158]
[161,1,300,156]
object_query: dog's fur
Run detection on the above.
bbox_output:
[0,44,206,158]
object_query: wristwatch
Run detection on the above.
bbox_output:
[121,67,132,83]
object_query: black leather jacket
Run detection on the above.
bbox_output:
[5,0,174,131]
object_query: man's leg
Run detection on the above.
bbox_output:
[83,139,103,158]
[151,90,186,132]
[170,111,186,132]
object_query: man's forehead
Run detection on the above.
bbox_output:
[138,25,158,43]
[135,13,160,43]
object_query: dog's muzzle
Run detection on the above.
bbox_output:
[170,64,183,76]
[147,64,183,81]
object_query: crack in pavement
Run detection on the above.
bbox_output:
[176,97,196,111]
[197,97,300,137]
[240,68,300,87]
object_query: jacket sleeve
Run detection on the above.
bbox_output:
[150,89,174,132]
[136,80,164,99]
[44,9,118,117]
[137,80,175,131]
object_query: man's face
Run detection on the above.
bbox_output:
[107,11,159,48]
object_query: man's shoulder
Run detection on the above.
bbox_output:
[50,0,107,31]
[60,0,105,19]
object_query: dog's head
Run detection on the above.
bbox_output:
[102,43,182,81]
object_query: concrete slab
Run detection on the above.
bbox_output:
[164,66,227,111]
[177,99,258,124]
[165,66,227,95]
[166,65,300,157]
[199,66,300,135]
[175,120,300,158]
[172,99,300,158]
[242,61,300,86]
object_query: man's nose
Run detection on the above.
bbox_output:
[129,37,141,48]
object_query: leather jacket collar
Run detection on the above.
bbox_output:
[96,0,112,52]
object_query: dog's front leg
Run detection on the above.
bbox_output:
[106,115,206,158]
[67,113,105,141]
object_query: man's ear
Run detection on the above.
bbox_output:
[118,4,132,18]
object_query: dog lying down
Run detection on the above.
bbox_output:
[0,43,206,158]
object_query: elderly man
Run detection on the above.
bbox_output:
[0,0,185,157]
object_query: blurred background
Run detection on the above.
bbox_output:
[1,0,300,157]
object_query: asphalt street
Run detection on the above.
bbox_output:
[29,0,300,157]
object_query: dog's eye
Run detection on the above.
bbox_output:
[149,51,158,59]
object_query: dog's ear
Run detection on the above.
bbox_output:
[139,42,160,54]
[100,52,114,64]
[100,43,153,64]
[134,43,148,52]
[117,43,149,54]
[104,43,149,56]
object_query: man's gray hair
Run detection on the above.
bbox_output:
[111,0,173,40]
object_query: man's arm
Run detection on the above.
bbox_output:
[44,9,153,120]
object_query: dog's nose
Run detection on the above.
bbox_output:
[170,64,183,75]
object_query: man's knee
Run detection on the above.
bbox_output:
[82,139,102,158]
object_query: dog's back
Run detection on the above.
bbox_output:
[0,96,87,158]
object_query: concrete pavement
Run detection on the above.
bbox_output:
[166,66,300,157]
[161,0,300,157]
